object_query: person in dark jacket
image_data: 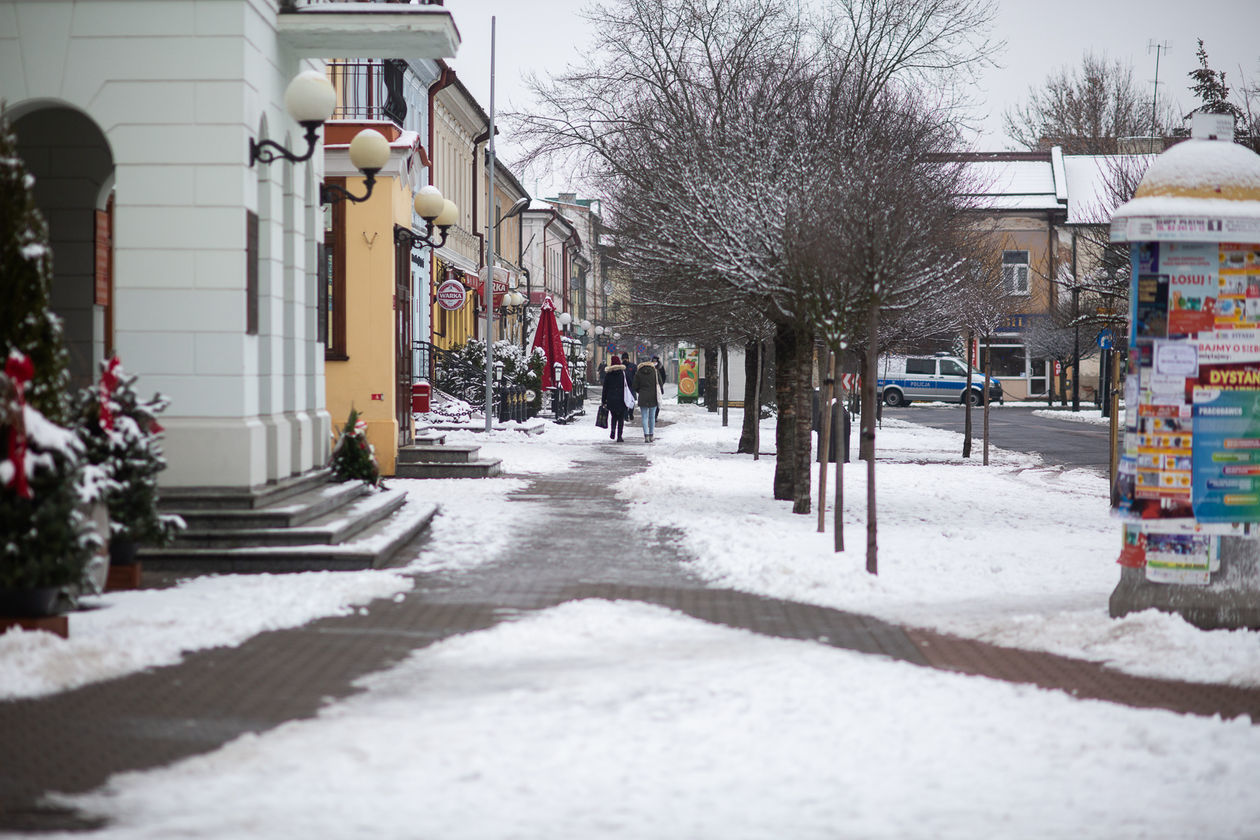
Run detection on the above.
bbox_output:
[601,355,629,442]
[634,360,660,442]
[623,357,638,421]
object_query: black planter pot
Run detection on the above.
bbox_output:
[109,538,139,566]
[0,586,62,618]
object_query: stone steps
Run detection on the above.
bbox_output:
[394,441,502,479]
[171,487,407,548]
[143,470,438,572]
[140,498,438,573]
[170,481,369,532]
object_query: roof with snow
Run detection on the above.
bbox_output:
[1061,154,1156,225]
[1111,139,1260,241]
[1133,138,1260,202]
[962,159,1060,211]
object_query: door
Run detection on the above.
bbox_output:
[903,357,937,400]
[395,229,413,446]
[937,357,969,400]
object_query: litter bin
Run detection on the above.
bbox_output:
[411,382,431,413]
[812,388,850,463]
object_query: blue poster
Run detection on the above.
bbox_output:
[1191,388,1260,522]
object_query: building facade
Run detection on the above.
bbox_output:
[1,0,457,487]
[428,72,486,350]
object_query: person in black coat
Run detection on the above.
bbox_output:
[601,355,629,442]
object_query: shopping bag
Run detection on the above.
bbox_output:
[596,404,610,428]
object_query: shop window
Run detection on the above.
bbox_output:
[1002,250,1030,295]
[984,344,1028,378]
[324,196,347,360]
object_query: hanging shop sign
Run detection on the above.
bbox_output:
[677,347,700,404]
[435,278,467,311]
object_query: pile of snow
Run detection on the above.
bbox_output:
[0,571,413,700]
[1032,408,1111,425]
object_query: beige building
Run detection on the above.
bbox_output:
[428,70,487,350]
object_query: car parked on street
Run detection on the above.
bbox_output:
[877,353,1003,406]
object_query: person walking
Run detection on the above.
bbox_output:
[600,355,630,442]
[634,359,660,442]
[623,356,637,422]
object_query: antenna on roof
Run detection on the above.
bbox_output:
[1147,40,1172,139]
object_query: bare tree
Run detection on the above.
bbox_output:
[513,0,998,518]
[1004,52,1177,153]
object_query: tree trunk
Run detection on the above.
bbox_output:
[834,383,844,553]
[738,339,759,454]
[792,326,814,514]
[773,323,798,500]
[963,328,973,459]
[721,343,729,427]
[983,334,992,466]
[817,349,833,532]
[753,340,762,462]
[704,346,719,412]
[863,303,879,575]
[859,348,875,462]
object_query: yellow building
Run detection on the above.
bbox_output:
[323,121,427,475]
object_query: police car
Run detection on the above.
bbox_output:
[877,353,1003,407]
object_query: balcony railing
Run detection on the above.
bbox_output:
[327,59,407,125]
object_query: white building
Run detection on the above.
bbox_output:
[0,0,458,488]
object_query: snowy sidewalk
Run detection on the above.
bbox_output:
[4,431,1260,833]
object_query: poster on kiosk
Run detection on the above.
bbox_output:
[1112,114,1260,587]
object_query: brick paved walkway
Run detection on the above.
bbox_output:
[3,436,1260,833]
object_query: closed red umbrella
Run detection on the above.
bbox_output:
[531,297,573,392]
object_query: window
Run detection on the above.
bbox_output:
[906,358,936,375]
[246,210,259,335]
[939,359,967,377]
[324,196,347,359]
[984,344,1029,379]
[1002,250,1030,295]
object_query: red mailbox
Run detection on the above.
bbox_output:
[411,382,431,413]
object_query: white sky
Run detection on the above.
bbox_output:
[445,0,1258,198]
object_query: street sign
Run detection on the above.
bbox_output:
[436,278,467,311]
[1096,329,1114,350]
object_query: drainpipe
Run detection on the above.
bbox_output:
[425,62,456,346]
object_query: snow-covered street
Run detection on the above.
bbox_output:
[7,400,1260,838]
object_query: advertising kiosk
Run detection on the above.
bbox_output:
[1109,115,1260,629]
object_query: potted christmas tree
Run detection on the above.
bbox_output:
[1,109,99,623]
[330,408,382,488]
[74,357,182,577]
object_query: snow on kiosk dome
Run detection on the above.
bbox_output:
[1111,132,1260,242]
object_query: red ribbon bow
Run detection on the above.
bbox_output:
[5,352,34,500]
